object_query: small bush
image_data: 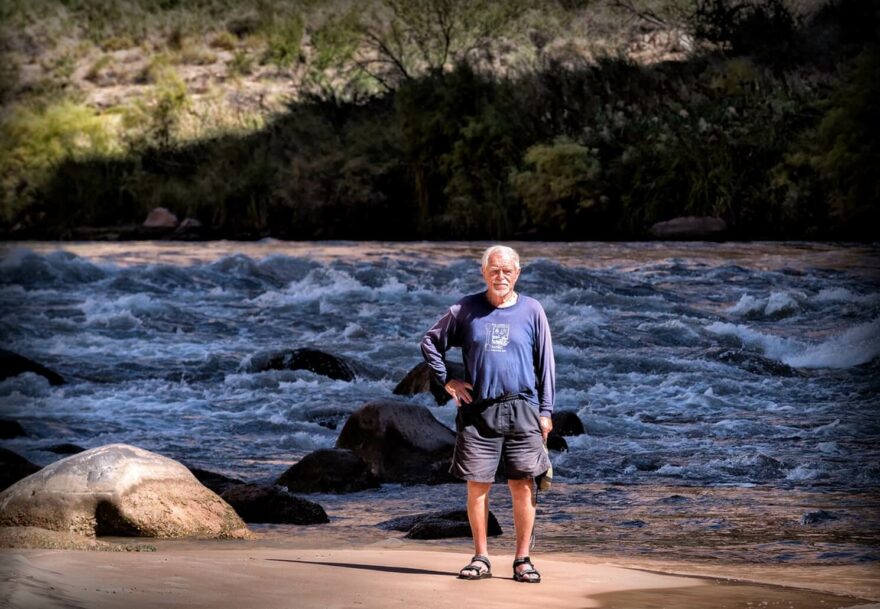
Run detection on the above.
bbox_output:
[229,50,255,76]
[210,31,238,50]
[85,55,114,83]
[100,35,136,51]
[265,14,304,68]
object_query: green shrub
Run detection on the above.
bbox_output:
[265,13,304,68]
[0,102,118,222]
[210,31,238,50]
[511,138,603,236]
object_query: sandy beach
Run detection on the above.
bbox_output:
[2,539,878,609]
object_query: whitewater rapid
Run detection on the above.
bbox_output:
[1,241,878,492]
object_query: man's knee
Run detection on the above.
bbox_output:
[507,478,534,493]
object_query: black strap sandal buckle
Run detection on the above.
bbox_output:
[512,556,541,583]
[458,554,492,580]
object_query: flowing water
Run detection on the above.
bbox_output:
[1,241,878,567]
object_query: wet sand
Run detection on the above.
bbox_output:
[1,543,875,609]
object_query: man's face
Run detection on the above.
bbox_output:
[482,253,520,301]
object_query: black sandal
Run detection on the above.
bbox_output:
[458,554,492,580]
[512,556,541,583]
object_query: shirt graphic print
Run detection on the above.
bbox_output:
[485,323,510,352]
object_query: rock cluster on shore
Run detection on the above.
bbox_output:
[0,347,589,549]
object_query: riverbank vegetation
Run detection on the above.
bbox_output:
[0,0,876,240]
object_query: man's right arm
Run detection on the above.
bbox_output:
[420,306,458,387]
[421,306,473,405]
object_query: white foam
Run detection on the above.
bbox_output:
[785,318,880,368]
[728,294,764,316]
[785,465,823,481]
[813,287,880,305]
[728,291,802,318]
[707,319,880,368]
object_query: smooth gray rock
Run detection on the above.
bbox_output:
[336,400,456,485]
[276,448,380,494]
[0,444,249,538]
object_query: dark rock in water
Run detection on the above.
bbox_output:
[0,447,41,491]
[623,454,663,472]
[0,419,26,439]
[707,348,800,377]
[0,443,248,538]
[336,399,457,485]
[619,520,647,528]
[220,484,329,524]
[305,406,351,431]
[546,435,568,452]
[277,448,380,494]
[551,411,584,436]
[247,348,357,381]
[801,510,840,525]
[649,216,727,240]
[722,454,787,480]
[187,467,246,495]
[393,360,466,405]
[657,494,689,505]
[0,349,64,385]
[378,509,502,539]
[46,443,85,455]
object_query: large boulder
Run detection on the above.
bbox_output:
[336,400,457,485]
[246,348,357,381]
[0,444,249,538]
[220,484,329,524]
[393,361,467,405]
[187,466,246,495]
[378,509,502,540]
[649,216,727,240]
[142,207,178,228]
[276,448,380,493]
[0,526,157,551]
[0,349,64,385]
[0,448,41,492]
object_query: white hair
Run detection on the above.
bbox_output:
[481,245,520,270]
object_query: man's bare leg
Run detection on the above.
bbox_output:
[508,478,538,579]
[462,480,492,577]
[467,481,492,555]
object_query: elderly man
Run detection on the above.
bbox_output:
[421,245,554,583]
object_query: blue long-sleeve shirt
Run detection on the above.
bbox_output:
[421,292,555,416]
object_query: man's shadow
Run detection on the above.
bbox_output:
[266,558,451,577]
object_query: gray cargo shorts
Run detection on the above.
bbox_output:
[450,396,551,483]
